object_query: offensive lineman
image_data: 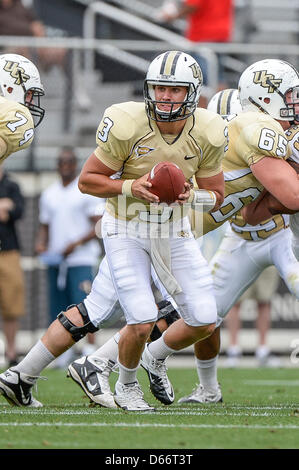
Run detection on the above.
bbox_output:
[179,88,299,403]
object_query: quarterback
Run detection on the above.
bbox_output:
[0,53,44,163]
[0,50,227,411]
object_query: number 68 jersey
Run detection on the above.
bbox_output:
[191,110,292,237]
[0,96,34,163]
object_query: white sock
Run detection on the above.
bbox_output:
[13,340,55,377]
[147,332,176,360]
[117,360,139,385]
[196,356,218,390]
[92,332,120,364]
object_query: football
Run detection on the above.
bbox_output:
[147,161,186,205]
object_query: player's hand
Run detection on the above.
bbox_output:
[131,174,160,203]
[173,182,191,205]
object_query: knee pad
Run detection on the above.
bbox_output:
[57,302,99,342]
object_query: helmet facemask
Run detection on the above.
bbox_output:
[281,86,299,123]
[24,86,45,127]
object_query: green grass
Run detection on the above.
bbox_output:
[1,366,299,450]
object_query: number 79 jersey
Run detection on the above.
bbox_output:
[191,110,291,237]
[0,96,34,163]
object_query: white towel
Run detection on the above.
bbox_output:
[150,236,182,296]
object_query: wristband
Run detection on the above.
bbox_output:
[188,189,217,212]
[121,179,135,197]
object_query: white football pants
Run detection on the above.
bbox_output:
[210,225,299,327]
[85,212,217,327]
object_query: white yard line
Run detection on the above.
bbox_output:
[0,408,297,417]
[1,422,299,430]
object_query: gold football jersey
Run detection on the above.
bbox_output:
[230,211,289,240]
[190,111,291,237]
[285,123,299,163]
[0,96,34,163]
[94,101,226,222]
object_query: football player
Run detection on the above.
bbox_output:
[0,53,44,163]
[0,50,227,411]
[178,87,299,403]
[71,66,299,408]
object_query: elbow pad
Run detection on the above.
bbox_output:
[188,189,217,212]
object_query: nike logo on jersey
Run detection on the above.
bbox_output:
[184,155,197,160]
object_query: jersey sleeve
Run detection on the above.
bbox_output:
[195,114,226,178]
[0,102,34,163]
[240,119,289,166]
[94,105,136,171]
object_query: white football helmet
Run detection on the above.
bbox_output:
[144,50,203,122]
[238,59,299,122]
[207,88,242,117]
[0,53,45,127]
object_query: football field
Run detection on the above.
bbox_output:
[1,365,299,451]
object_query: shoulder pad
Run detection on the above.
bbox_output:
[101,102,148,141]
[193,108,226,147]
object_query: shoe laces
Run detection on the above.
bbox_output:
[121,383,149,408]
[191,383,220,399]
[150,357,169,385]
[88,358,113,394]
[20,374,47,399]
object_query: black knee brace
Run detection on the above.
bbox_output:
[57,302,99,342]
[149,301,181,341]
[157,300,181,326]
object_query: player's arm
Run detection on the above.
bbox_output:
[241,158,299,225]
[78,152,159,203]
[251,156,299,211]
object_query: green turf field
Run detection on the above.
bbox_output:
[1,365,299,450]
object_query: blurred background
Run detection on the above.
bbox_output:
[1,0,299,367]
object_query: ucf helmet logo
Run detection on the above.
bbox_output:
[253,70,282,93]
[189,63,203,83]
[3,61,30,85]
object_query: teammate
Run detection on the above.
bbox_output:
[67,59,299,408]
[179,87,299,403]
[0,50,227,411]
[0,53,44,162]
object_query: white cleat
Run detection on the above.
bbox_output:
[141,344,174,405]
[0,368,43,407]
[178,383,223,404]
[67,355,117,408]
[114,380,155,412]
